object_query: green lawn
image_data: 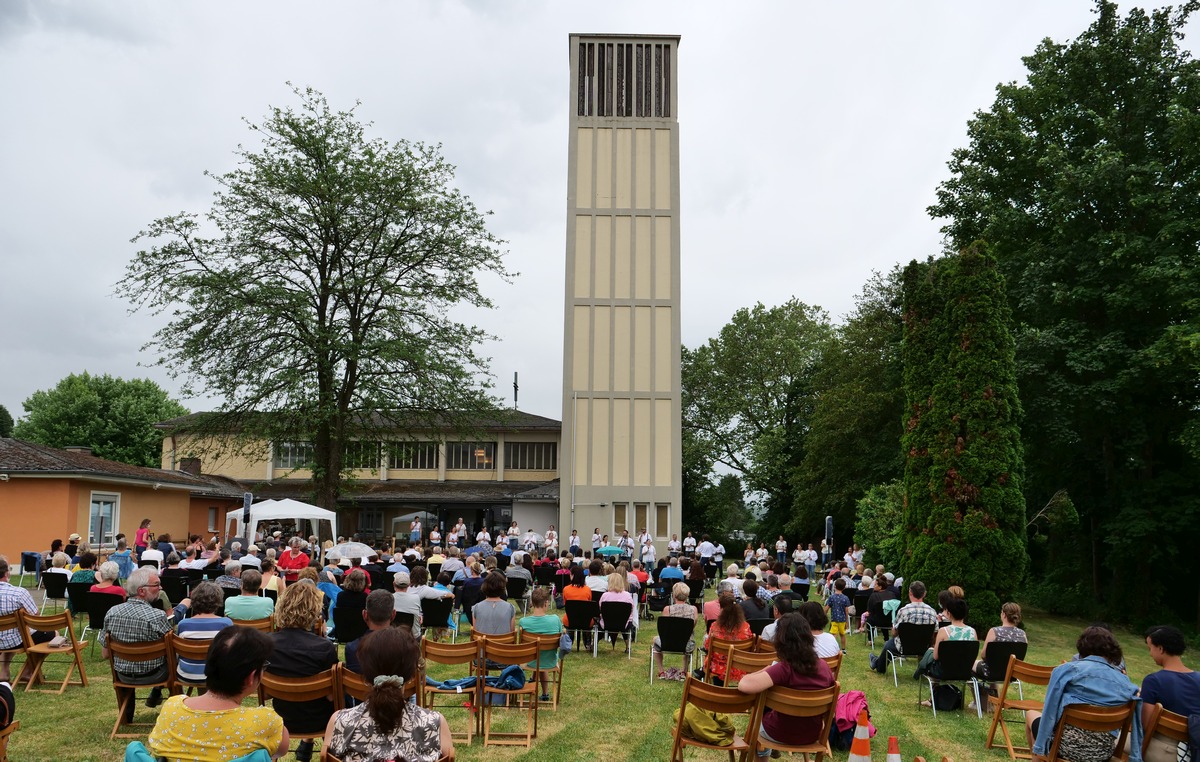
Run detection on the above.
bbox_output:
[5,579,1194,762]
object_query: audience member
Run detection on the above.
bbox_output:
[652,583,697,677]
[215,561,242,590]
[225,569,275,621]
[598,573,637,637]
[1141,625,1200,762]
[973,601,1027,680]
[148,625,288,760]
[0,557,54,684]
[519,588,564,701]
[345,590,397,674]
[174,581,233,682]
[472,572,516,636]
[70,552,98,584]
[796,601,842,658]
[915,597,977,686]
[701,585,752,686]
[267,581,338,762]
[391,573,423,637]
[870,580,937,673]
[89,561,127,599]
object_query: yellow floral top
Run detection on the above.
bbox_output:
[148,695,284,762]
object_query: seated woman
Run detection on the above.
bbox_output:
[44,552,72,579]
[737,613,835,757]
[260,559,284,595]
[584,559,609,593]
[915,597,976,684]
[69,552,97,584]
[335,568,369,613]
[973,601,1027,680]
[598,572,637,637]
[740,580,772,624]
[701,587,753,686]
[324,626,452,762]
[1025,626,1142,762]
[268,582,339,762]
[795,601,842,658]
[149,625,288,760]
[652,582,697,678]
[472,572,516,636]
[175,581,233,683]
[1141,625,1200,762]
[89,561,127,599]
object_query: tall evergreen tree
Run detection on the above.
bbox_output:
[901,245,1026,628]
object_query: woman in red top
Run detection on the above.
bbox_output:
[277,537,310,583]
[135,518,152,557]
[702,587,752,686]
[738,613,835,755]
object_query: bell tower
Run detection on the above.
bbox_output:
[560,35,682,553]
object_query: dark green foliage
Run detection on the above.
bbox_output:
[792,270,906,546]
[901,246,1026,630]
[852,481,905,573]
[0,405,12,438]
[681,300,833,543]
[13,372,188,467]
[117,87,508,510]
[929,1,1200,624]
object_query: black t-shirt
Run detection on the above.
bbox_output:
[267,628,339,733]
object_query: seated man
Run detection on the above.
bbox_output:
[658,557,685,584]
[100,566,191,721]
[238,544,263,570]
[391,573,423,638]
[861,575,897,634]
[345,590,396,674]
[223,569,275,621]
[869,580,937,673]
[0,556,55,684]
[214,561,242,590]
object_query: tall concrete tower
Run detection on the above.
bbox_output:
[560,35,682,553]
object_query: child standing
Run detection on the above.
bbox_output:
[825,577,851,653]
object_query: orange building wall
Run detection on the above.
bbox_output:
[0,479,73,563]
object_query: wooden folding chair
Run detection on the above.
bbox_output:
[421,639,481,744]
[235,616,274,632]
[985,656,1056,759]
[257,667,339,757]
[166,633,214,696]
[669,675,763,762]
[0,721,16,762]
[1038,700,1136,762]
[752,635,776,654]
[703,634,755,684]
[107,638,172,739]
[821,652,843,682]
[725,650,779,688]
[1142,703,1189,760]
[0,613,27,685]
[479,639,540,748]
[17,610,87,693]
[754,682,840,760]
[523,631,565,710]
[472,629,517,645]
[338,663,421,707]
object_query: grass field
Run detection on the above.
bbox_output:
[5,578,1195,761]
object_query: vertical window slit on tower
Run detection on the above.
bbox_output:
[662,45,671,117]
[596,43,606,116]
[654,44,663,117]
[604,43,614,117]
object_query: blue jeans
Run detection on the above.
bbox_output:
[776,552,786,563]
[805,562,816,578]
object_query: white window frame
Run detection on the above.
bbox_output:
[89,491,120,547]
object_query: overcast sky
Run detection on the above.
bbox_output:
[2,1,1194,424]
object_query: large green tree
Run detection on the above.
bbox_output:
[929,1,1200,621]
[791,270,905,546]
[13,372,188,467]
[117,87,509,510]
[901,246,1026,629]
[682,300,833,542]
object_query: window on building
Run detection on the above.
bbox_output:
[343,440,381,470]
[387,441,439,470]
[504,442,558,470]
[89,493,119,547]
[208,507,218,533]
[273,441,314,469]
[613,502,628,535]
[578,40,672,118]
[446,442,495,470]
[656,503,670,538]
[634,503,648,535]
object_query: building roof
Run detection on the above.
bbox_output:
[512,480,560,501]
[0,438,244,497]
[246,478,559,505]
[155,408,561,434]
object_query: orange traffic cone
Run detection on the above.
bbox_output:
[848,710,873,761]
[886,736,901,762]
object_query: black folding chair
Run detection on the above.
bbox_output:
[885,622,937,687]
[563,600,598,652]
[651,615,695,682]
[918,639,982,718]
[331,606,368,644]
[686,579,705,608]
[506,578,529,615]
[420,597,456,642]
[747,618,771,637]
[160,575,189,607]
[594,601,634,658]
[84,593,123,654]
[790,581,810,601]
[65,581,92,628]
[40,573,69,614]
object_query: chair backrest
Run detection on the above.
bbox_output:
[495,554,510,571]
[480,640,539,679]
[597,601,633,634]
[678,675,762,722]
[392,611,416,630]
[727,649,779,682]
[1007,656,1056,687]
[0,612,21,655]
[221,587,239,603]
[657,616,696,652]
[1047,701,1136,762]
[854,591,872,612]
[686,578,705,604]
[422,638,480,667]
[17,611,76,648]
[65,581,92,616]
[42,573,69,599]
[185,569,204,585]
[982,640,1028,681]
[420,597,453,630]
[139,560,159,569]
[331,607,369,644]
[895,622,938,657]
[427,563,442,580]
[591,589,604,603]
[238,617,274,632]
[563,600,598,631]
[86,592,124,631]
[107,638,170,685]
[472,630,517,645]
[821,652,843,681]
[932,639,980,681]
[203,566,222,580]
[748,618,771,637]
[259,666,339,705]
[167,632,215,675]
[706,634,755,675]
[524,632,563,667]
[160,576,189,607]
[1142,704,1189,754]
[791,581,810,599]
[534,566,557,587]
[340,664,421,706]
[506,577,528,602]
[754,636,777,654]
[264,588,278,604]
[21,553,39,573]
[760,682,840,744]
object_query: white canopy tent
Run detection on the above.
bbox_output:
[224,499,339,545]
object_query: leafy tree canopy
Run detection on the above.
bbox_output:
[13,373,188,467]
[929,0,1200,620]
[117,86,510,509]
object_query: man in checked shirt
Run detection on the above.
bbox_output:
[100,566,190,721]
